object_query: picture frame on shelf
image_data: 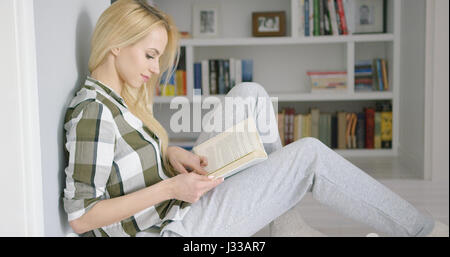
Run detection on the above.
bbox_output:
[351,0,385,34]
[192,2,221,39]
[252,11,286,37]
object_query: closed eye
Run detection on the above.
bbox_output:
[146,54,154,59]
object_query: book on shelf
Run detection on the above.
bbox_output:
[158,71,176,96]
[286,108,295,145]
[277,101,392,150]
[356,112,366,149]
[300,0,388,36]
[302,0,350,36]
[194,59,253,96]
[192,116,268,179]
[337,111,347,149]
[328,0,340,36]
[242,60,253,83]
[374,103,382,148]
[300,0,309,36]
[156,47,187,96]
[307,70,347,92]
[319,112,332,147]
[323,0,333,35]
[355,59,389,92]
[381,102,392,148]
[365,107,375,149]
[311,108,320,138]
[194,62,202,96]
[345,112,357,149]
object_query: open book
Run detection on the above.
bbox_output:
[192,116,268,179]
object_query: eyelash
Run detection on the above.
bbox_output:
[146,54,154,59]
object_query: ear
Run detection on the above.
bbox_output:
[111,47,121,57]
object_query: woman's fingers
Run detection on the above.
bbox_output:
[199,155,208,167]
[193,166,209,176]
[172,161,188,174]
[187,158,209,176]
[203,176,224,191]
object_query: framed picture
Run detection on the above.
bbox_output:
[252,11,286,37]
[192,2,221,38]
[352,0,385,34]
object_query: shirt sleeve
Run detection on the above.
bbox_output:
[63,101,116,222]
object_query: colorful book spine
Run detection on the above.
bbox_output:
[381,59,389,91]
[337,111,347,149]
[331,114,338,148]
[381,103,393,149]
[201,60,210,96]
[333,0,342,35]
[311,108,320,139]
[356,112,365,149]
[304,0,310,36]
[319,0,325,35]
[365,108,375,149]
[242,59,253,82]
[328,0,339,35]
[193,62,202,96]
[209,60,217,95]
[336,0,348,35]
[223,60,230,94]
[313,0,320,36]
[323,0,332,35]
[376,59,384,91]
[217,60,225,94]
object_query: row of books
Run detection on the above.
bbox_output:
[355,58,390,92]
[278,101,392,149]
[299,0,351,36]
[194,59,254,96]
[156,47,187,96]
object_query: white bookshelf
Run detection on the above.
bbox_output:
[153,0,401,159]
[179,34,394,46]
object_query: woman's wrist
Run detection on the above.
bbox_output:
[159,178,175,200]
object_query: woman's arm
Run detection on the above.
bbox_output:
[70,179,172,234]
[70,172,223,234]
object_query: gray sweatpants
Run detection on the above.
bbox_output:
[159,83,434,237]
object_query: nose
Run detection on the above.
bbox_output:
[149,62,160,75]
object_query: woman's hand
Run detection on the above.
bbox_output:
[168,173,224,203]
[166,146,209,175]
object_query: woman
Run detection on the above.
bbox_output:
[63,0,447,237]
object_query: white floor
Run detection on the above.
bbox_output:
[253,156,449,237]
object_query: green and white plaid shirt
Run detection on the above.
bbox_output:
[63,76,190,237]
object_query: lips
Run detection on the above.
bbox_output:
[141,74,149,82]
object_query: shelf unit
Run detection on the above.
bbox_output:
[153,0,401,158]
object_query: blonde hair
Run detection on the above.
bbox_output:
[88,0,179,177]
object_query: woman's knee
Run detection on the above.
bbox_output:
[230,82,269,98]
[297,137,325,149]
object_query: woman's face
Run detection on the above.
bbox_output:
[114,25,168,89]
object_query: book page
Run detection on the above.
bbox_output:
[193,118,262,173]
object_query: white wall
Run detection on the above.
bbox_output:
[0,0,28,236]
[398,0,426,178]
[430,0,449,184]
[33,0,109,236]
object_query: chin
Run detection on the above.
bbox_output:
[128,81,144,89]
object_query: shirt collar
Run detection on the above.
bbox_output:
[85,76,128,108]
